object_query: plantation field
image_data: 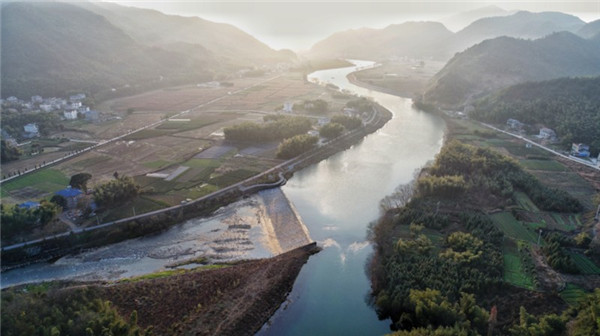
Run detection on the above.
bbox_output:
[560,283,587,305]
[567,251,600,275]
[491,212,539,243]
[519,159,567,171]
[514,192,539,212]
[503,242,534,289]
[550,213,577,231]
[100,196,167,222]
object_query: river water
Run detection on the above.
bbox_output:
[1,61,446,334]
[258,60,445,335]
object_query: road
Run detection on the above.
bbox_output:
[480,122,600,171]
[0,75,283,184]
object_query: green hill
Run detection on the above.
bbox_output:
[472,77,600,153]
[577,19,600,39]
[0,2,215,98]
[423,32,600,107]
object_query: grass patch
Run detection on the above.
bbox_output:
[1,169,68,197]
[72,156,109,169]
[514,192,540,212]
[210,169,258,187]
[519,159,567,171]
[550,213,576,231]
[567,251,600,275]
[156,115,225,132]
[502,241,534,290]
[490,212,539,243]
[183,158,222,169]
[119,269,186,283]
[101,196,166,222]
[560,283,587,305]
[143,160,172,169]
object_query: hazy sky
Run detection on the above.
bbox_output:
[108,1,600,50]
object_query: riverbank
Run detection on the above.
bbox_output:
[1,243,320,336]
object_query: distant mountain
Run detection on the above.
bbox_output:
[308,11,586,62]
[308,22,454,60]
[423,32,600,107]
[472,76,600,152]
[440,5,510,32]
[77,2,294,66]
[577,19,600,39]
[450,11,585,54]
[0,2,214,98]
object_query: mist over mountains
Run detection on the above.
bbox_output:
[1,2,294,98]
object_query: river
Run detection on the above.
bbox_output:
[1,61,446,334]
[258,60,445,335]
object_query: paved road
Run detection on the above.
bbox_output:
[480,122,599,171]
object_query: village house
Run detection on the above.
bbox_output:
[283,101,294,113]
[23,123,40,138]
[18,201,40,210]
[506,118,524,130]
[69,93,86,101]
[39,103,53,112]
[64,110,78,120]
[538,127,557,141]
[31,95,43,103]
[55,186,83,209]
[572,143,590,157]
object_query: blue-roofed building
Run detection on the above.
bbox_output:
[56,186,83,209]
[18,201,40,210]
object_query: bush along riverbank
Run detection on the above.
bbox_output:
[1,104,392,268]
[369,140,600,335]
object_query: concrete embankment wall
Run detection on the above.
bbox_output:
[260,188,312,253]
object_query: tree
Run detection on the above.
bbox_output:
[50,195,68,210]
[1,140,21,162]
[69,173,92,190]
[276,134,318,159]
[319,122,345,139]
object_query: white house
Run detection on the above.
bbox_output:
[283,101,294,113]
[506,118,524,130]
[538,128,557,140]
[69,93,86,101]
[24,123,39,135]
[317,117,330,126]
[39,104,53,112]
[64,110,78,120]
[31,95,43,103]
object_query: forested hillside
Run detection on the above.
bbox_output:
[0,2,212,98]
[423,32,600,107]
[472,77,600,153]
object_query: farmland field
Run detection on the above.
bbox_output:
[502,241,534,289]
[567,251,600,275]
[1,169,68,200]
[560,283,587,305]
[514,192,540,212]
[519,159,567,171]
[490,212,539,243]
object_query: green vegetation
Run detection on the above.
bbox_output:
[567,251,600,275]
[370,140,595,334]
[330,114,362,130]
[69,172,92,190]
[1,140,21,162]
[1,110,62,140]
[346,97,373,112]
[1,168,69,197]
[473,76,600,153]
[519,159,568,172]
[424,33,600,107]
[491,212,538,243]
[1,201,61,243]
[1,284,149,336]
[560,283,587,305]
[319,122,344,139]
[276,134,318,159]
[94,176,140,208]
[224,115,312,143]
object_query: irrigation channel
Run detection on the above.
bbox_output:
[258,60,446,335]
[1,61,446,334]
